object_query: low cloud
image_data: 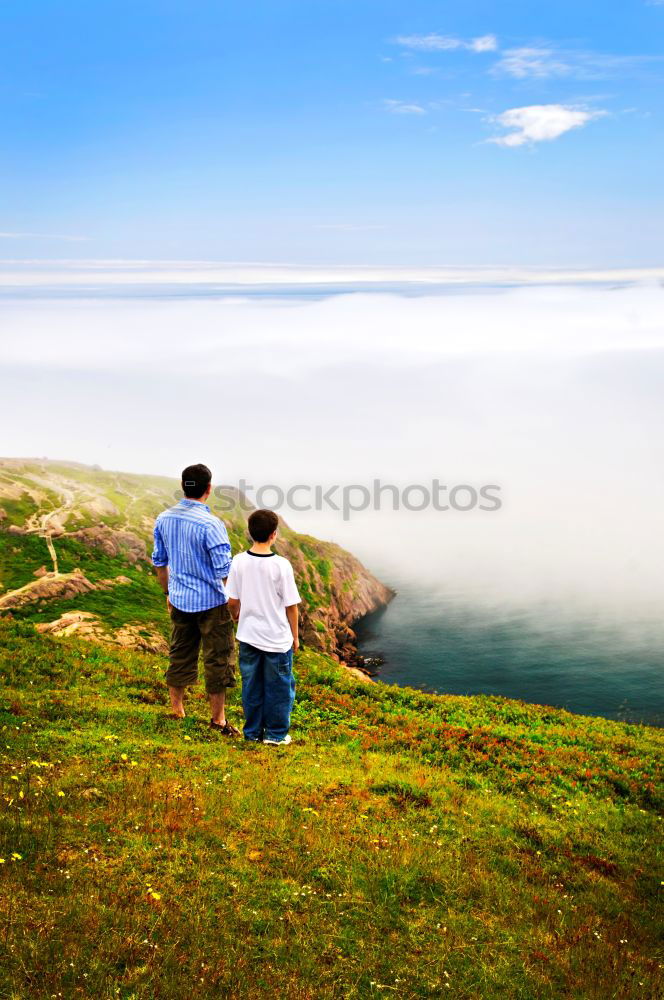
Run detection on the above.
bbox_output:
[2,280,663,612]
[395,34,498,53]
[0,231,88,242]
[488,104,607,147]
[314,223,386,232]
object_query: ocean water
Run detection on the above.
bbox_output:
[355,578,664,728]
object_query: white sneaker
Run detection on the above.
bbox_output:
[263,734,292,746]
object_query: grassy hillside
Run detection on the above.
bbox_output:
[0,619,662,999]
[0,458,392,663]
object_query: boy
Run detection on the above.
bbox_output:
[225,509,300,745]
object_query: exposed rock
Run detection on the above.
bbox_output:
[97,575,132,590]
[35,610,99,637]
[84,497,120,518]
[69,525,147,563]
[0,569,96,610]
[345,666,374,683]
[0,481,47,506]
[36,610,168,655]
[0,483,25,501]
[7,525,26,536]
[278,533,395,665]
[33,565,49,578]
[0,508,6,521]
[114,625,168,655]
[44,513,72,537]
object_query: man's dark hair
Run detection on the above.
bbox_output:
[181,463,212,499]
[248,508,279,543]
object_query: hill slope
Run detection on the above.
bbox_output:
[0,458,662,997]
[0,620,662,998]
[0,458,393,670]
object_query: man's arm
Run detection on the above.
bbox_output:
[152,521,170,609]
[286,604,299,653]
[206,521,232,584]
[225,558,240,622]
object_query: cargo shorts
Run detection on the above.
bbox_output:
[167,602,236,695]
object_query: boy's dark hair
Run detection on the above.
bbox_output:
[248,508,279,543]
[181,463,212,499]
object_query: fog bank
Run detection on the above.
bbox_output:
[2,275,663,618]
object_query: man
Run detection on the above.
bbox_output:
[152,463,239,735]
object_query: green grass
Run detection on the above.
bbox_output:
[0,619,662,999]
[0,495,39,529]
[0,533,56,592]
[1,534,170,633]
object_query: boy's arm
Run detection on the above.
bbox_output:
[281,560,301,652]
[285,604,299,652]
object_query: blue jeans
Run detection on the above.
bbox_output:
[238,641,296,742]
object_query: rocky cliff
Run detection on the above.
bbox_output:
[0,458,393,673]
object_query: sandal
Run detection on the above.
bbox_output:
[210,719,241,736]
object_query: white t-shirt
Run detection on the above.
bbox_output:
[225,551,301,653]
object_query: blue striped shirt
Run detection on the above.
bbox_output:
[152,499,232,613]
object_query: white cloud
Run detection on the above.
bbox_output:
[488,104,607,147]
[493,46,659,80]
[395,33,497,53]
[493,47,572,79]
[383,99,427,115]
[469,35,499,53]
[395,34,461,51]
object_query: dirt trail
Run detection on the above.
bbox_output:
[23,481,76,576]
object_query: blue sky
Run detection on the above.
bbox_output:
[1,0,663,265]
